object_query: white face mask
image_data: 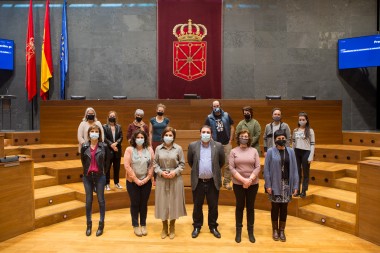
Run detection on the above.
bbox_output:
[299,121,307,126]
[136,138,144,146]
[201,133,211,142]
[163,136,174,144]
[90,132,99,140]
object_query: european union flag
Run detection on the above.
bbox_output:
[60,0,68,99]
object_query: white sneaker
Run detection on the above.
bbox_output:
[105,184,111,191]
[115,183,123,189]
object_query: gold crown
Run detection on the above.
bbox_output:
[173,19,207,42]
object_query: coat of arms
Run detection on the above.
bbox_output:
[173,19,207,81]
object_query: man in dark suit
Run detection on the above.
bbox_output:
[187,125,225,239]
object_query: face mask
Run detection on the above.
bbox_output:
[90,132,99,140]
[273,116,281,122]
[136,138,144,146]
[275,139,286,147]
[244,114,251,121]
[213,107,221,114]
[239,138,249,145]
[108,117,116,123]
[86,114,95,121]
[163,136,173,144]
[136,117,142,122]
[201,133,211,142]
[157,112,164,116]
[299,121,306,126]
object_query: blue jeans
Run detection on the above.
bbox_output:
[83,172,106,223]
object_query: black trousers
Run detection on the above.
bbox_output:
[192,179,219,229]
[126,180,152,227]
[106,152,121,185]
[233,183,259,228]
[294,148,311,192]
[271,202,288,222]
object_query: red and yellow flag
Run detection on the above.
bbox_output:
[26,0,37,101]
[40,0,53,100]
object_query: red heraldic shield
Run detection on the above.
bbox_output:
[173,41,207,81]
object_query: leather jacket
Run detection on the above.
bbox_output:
[81,142,110,175]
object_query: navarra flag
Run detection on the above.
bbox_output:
[40,0,53,100]
[60,0,68,100]
[26,0,37,101]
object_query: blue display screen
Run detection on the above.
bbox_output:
[0,39,14,70]
[338,35,380,69]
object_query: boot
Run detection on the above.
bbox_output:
[96,221,104,237]
[169,219,176,239]
[279,221,286,242]
[161,220,168,239]
[86,221,92,236]
[248,226,255,243]
[235,227,242,243]
[271,220,279,241]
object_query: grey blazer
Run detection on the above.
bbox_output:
[187,140,225,191]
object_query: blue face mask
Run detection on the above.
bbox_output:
[201,133,211,142]
[136,138,144,146]
[213,107,221,114]
[90,132,99,140]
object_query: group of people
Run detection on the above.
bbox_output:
[77,101,316,244]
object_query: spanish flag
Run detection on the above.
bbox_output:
[40,0,53,100]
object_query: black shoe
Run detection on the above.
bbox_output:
[191,228,201,238]
[96,221,104,237]
[210,228,221,238]
[86,221,92,236]
[300,192,306,198]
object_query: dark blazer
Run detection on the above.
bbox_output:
[81,142,110,175]
[102,124,123,158]
[187,140,225,191]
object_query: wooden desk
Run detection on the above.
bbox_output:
[40,99,342,145]
[357,160,380,245]
[0,158,34,242]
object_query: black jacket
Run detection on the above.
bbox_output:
[81,142,110,175]
[102,123,123,158]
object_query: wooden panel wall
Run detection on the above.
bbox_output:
[0,158,34,242]
[0,133,4,157]
[357,160,380,245]
[40,99,342,145]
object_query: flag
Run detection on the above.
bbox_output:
[60,0,68,100]
[40,0,53,100]
[26,0,36,101]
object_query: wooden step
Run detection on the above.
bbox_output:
[34,185,76,209]
[4,131,40,146]
[34,163,47,176]
[314,145,371,164]
[363,156,380,161]
[332,177,357,192]
[308,161,357,187]
[298,203,356,234]
[34,175,57,189]
[312,188,356,214]
[343,131,380,147]
[34,200,85,228]
[370,147,380,156]
[22,144,79,163]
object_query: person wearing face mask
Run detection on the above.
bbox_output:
[292,112,315,198]
[264,129,298,242]
[235,106,261,155]
[127,109,149,142]
[263,108,291,157]
[149,103,170,151]
[77,107,104,153]
[187,125,225,239]
[205,100,234,190]
[229,130,261,243]
[81,124,110,237]
[103,111,123,191]
[154,127,186,239]
[124,130,154,237]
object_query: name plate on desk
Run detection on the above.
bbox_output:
[0,155,19,163]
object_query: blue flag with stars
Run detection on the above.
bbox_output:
[60,0,68,99]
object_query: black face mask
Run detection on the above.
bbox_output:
[244,114,251,121]
[86,114,95,121]
[108,117,116,123]
[135,117,142,122]
[275,139,286,147]
[157,112,164,116]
